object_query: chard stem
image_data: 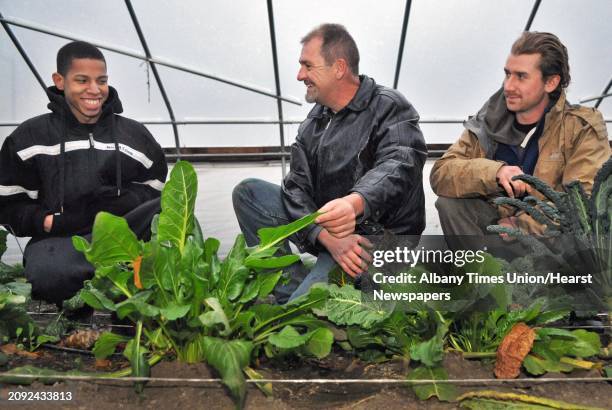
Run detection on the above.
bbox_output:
[156,319,181,358]
[253,296,325,334]
[106,353,164,378]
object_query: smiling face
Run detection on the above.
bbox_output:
[296,36,337,106]
[52,58,109,124]
[503,53,559,124]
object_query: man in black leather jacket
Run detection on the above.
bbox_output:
[233,24,426,303]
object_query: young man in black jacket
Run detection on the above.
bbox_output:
[0,41,167,304]
[233,24,427,303]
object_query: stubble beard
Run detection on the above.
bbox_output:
[305,86,317,104]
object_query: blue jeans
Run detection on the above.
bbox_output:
[232,178,336,303]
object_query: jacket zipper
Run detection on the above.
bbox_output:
[314,114,334,195]
[88,132,94,148]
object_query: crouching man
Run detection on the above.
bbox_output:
[0,41,167,304]
[233,24,427,303]
[430,32,609,250]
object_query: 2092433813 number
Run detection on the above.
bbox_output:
[6,391,73,401]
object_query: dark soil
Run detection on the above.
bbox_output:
[1,346,610,410]
[1,303,610,409]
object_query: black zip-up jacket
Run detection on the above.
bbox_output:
[0,86,167,239]
[282,76,427,252]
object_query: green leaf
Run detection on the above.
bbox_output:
[567,329,601,357]
[4,281,30,298]
[410,336,444,368]
[533,309,570,325]
[239,270,283,303]
[107,268,133,293]
[203,337,253,408]
[410,316,448,367]
[74,212,141,266]
[313,284,392,329]
[232,311,256,337]
[279,314,329,331]
[268,325,310,349]
[258,271,283,298]
[34,334,60,349]
[0,261,24,285]
[129,322,150,393]
[217,235,249,302]
[93,332,131,359]
[523,354,573,376]
[199,297,231,336]
[71,235,89,253]
[44,316,69,339]
[347,327,384,349]
[80,288,116,311]
[157,161,197,255]
[160,302,191,321]
[247,212,320,259]
[536,327,577,340]
[250,304,285,325]
[154,243,180,292]
[179,236,204,275]
[244,254,300,269]
[204,238,221,286]
[115,291,159,319]
[191,217,205,249]
[407,366,457,402]
[238,279,260,304]
[62,291,86,312]
[303,327,333,358]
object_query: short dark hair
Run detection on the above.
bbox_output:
[56,41,106,76]
[302,23,360,75]
[511,31,570,100]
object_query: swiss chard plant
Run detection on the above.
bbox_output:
[72,161,334,407]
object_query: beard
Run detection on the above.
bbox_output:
[305,86,317,103]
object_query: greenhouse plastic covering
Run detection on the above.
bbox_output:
[1,0,611,149]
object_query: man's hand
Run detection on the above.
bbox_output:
[43,214,53,233]
[318,229,372,277]
[315,193,365,238]
[497,216,518,241]
[496,165,528,198]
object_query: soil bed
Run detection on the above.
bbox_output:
[1,344,610,409]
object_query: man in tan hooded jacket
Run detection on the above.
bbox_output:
[431,31,609,243]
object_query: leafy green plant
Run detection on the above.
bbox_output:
[523,327,602,376]
[487,158,612,309]
[0,231,36,345]
[73,161,333,406]
[449,301,569,354]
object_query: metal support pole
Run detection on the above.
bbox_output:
[0,16,302,106]
[580,92,612,105]
[393,0,412,89]
[0,12,46,91]
[266,0,287,177]
[524,0,542,31]
[594,77,612,108]
[124,0,181,158]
